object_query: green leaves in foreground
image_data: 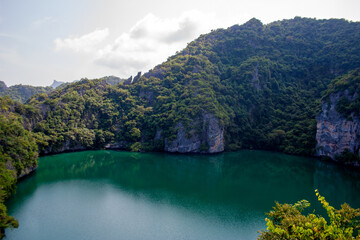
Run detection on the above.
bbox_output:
[258,190,360,239]
[0,201,18,239]
[0,165,18,239]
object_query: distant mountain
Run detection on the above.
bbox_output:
[51,76,124,89]
[0,75,126,104]
[0,81,53,103]
[50,80,65,89]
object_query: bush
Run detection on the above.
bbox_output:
[335,149,360,164]
[258,190,360,239]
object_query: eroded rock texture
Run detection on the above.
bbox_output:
[165,114,224,153]
[316,92,360,160]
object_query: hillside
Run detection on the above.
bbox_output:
[0,81,53,103]
[139,17,360,155]
[22,17,360,158]
[0,96,38,236]
[0,76,125,104]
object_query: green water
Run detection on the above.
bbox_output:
[5,150,360,240]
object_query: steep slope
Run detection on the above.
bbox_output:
[316,68,360,164]
[26,17,360,156]
[0,96,39,237]
[134,17,360,155]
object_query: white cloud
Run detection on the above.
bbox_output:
[129,11,202,44]
[54,28,109,53]
[54,10,238,77]
[96,10,219,75]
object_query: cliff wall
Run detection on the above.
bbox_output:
[316,92,360,161]
[164,114,224,153]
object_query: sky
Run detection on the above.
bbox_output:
[0,0,359,87]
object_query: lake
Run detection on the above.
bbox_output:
[5,150,360,239]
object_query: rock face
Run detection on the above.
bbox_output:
[42,140,129,155]
[104,141,128,150]
[6,160,37,179]
[0,81,7,92]
[18,165,37,179]
[43,140,87,155]
[316,92,360,160]
[164,114,224,153]
[50,80,65,89]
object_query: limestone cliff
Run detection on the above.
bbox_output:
[6,160,37,179]
[316,91,360,161]
[164,114,224,153]
[42,140,87,155]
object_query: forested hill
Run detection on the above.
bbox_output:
[0,81,53,103]
[22,17,360,157]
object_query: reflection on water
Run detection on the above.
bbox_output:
[5,150,360,240]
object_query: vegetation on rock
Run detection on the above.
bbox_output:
[24,17,360,156]
[317,68,360,164]
[0,97,38,238]
[324,68,360,119]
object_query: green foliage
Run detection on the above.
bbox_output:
[258,190,360,239]
[0,164,18,239]
[335,149,360,164]
[133,17,359,155]
[0,97,38,176]
[152,17,359,155]
[0,201,18,239]
[324,68,360,118]
[129,142,142,152]
[14,18,360,156]
[0,97,39,238]
[0,81,53,103]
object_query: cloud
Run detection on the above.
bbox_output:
[54,10,231,76]
[96,10,217,75]
[129,11,201,44]
[54,28,109,53]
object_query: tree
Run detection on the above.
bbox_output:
[258,190,360,239]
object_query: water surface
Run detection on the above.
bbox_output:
[5,150,360,239]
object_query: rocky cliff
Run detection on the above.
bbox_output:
[316,91,360,161]
[164,114,224,153]
[42,140,87,155]
[6,160,37,179]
